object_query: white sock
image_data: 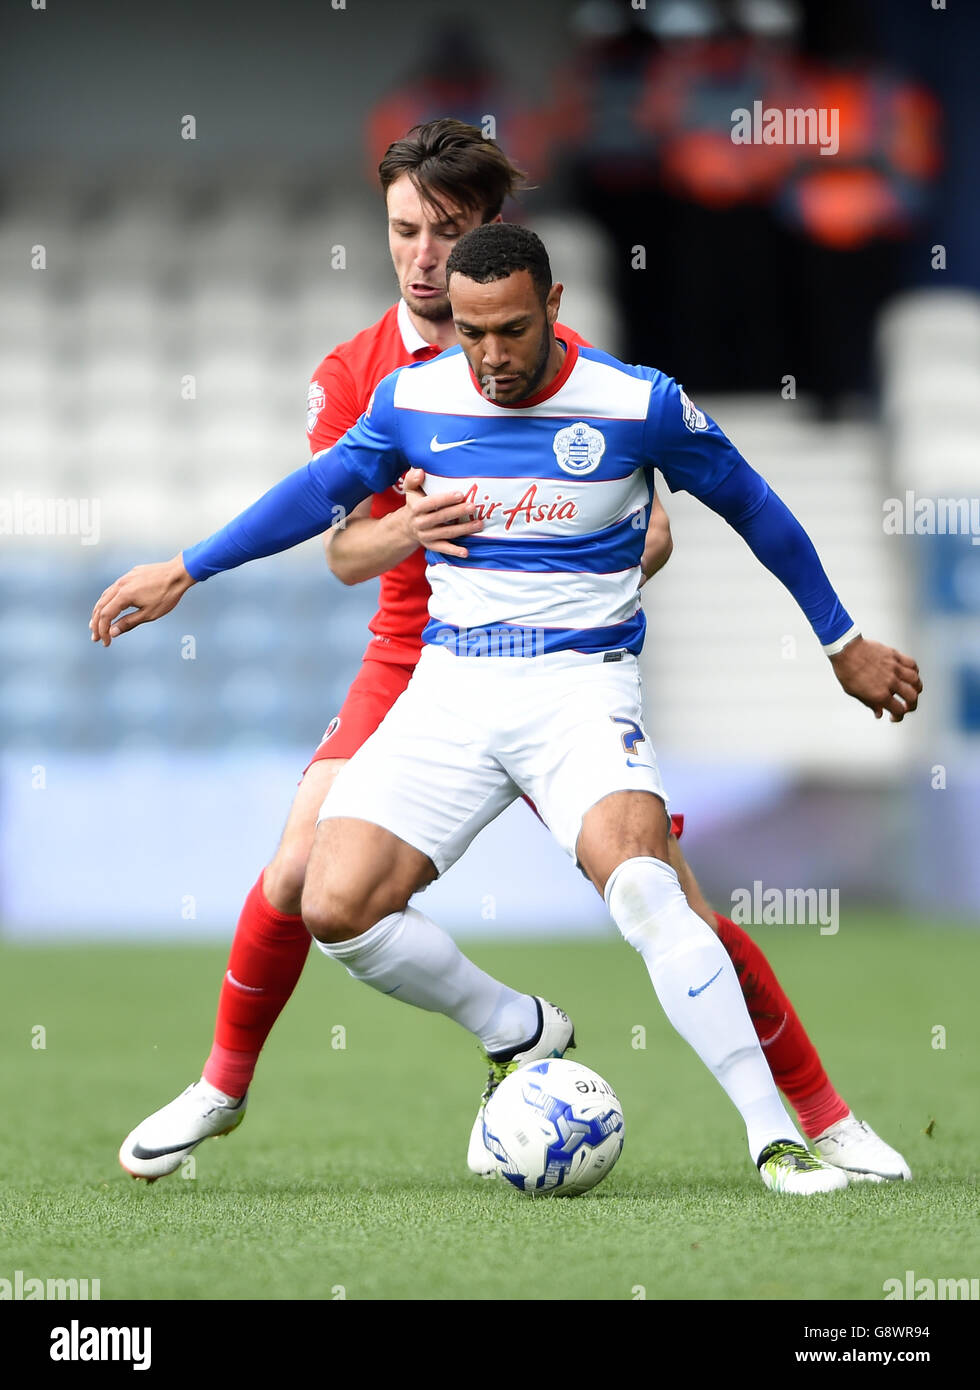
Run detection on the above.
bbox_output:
[315,907,538,1053]
[605,856,802,1162]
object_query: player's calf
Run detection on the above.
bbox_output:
[665,835,719,931]
[601,852,849,1191]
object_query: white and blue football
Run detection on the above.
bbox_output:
[482,1058,625,1196]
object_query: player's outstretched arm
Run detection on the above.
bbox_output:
[88,455,357,648]
[650,376,922,721]
[90,374,404,646]
[90,556,195,646]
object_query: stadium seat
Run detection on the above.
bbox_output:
[0,352,53,413]
[892,422,980,493]
[185,283,275,351]
[0,412,61,479]
[77,284,169,348]
[877,289,980,368]
[883,358,980,426]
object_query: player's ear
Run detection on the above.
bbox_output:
[546,282,563,325]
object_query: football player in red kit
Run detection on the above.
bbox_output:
[117,119,909,1186]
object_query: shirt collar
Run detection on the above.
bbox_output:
[465,338,579,409]
[397,297,434,357]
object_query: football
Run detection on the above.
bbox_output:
[482,1058,625,1196]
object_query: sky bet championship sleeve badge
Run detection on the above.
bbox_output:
[307,380,325,433]
[680,389,708,433]
[553,421,606,475]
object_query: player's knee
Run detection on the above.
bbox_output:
[302,883,396,944]
[302,889,352,943]
[263,844,310,916]
[605,855,706,954]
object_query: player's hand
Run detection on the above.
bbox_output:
[90,555,196,647]
[829,635,922,722]
[401,467,483,558]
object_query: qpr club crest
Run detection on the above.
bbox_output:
[553,421,606,476]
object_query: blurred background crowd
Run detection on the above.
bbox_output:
[368,0,945,404]
[1,0,978,939]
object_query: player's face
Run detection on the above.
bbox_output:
[386,174,489,323]
[450,270,564,405]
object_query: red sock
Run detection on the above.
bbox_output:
[202,874,311,1098]
[714,913,849,1138]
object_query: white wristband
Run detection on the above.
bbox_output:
[822,625,861,657]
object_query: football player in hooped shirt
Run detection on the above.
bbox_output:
[93,217,922,1194]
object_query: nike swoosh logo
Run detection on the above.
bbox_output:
[759,1013,789,1047]
[626,758,645,768]
[430,435,476,452]
[226,971,264,994]
[688,967,724,997]
[130,1140,198,1160]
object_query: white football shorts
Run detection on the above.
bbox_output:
[317,642,668,873]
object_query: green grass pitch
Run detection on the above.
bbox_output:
[1,915,977,1301]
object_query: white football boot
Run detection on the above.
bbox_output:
[813,1113,912,1182]
[119,1080,247,1181]
[467,997,576,1176]
[757,1140,850,1194]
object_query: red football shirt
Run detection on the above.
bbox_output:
[308,299,588,664]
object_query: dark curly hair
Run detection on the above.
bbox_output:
[445,223,552,304]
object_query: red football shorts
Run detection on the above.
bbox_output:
[305,657,417,771]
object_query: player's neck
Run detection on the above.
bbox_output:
[408,308,458,352]
[534,338,566,396]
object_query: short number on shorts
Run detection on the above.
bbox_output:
[610,715,645,757]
